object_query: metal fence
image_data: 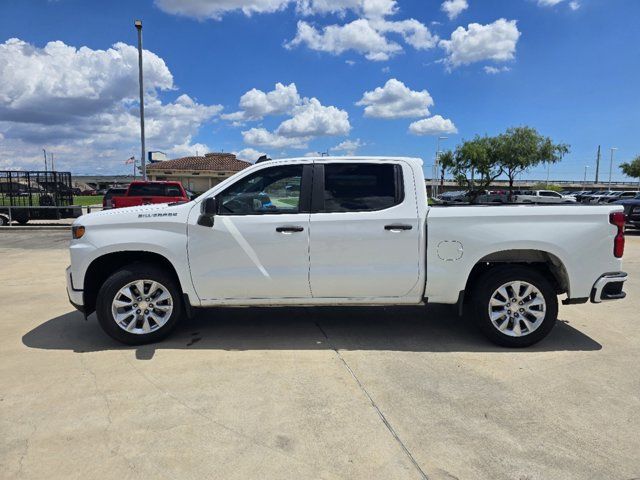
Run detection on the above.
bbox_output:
[0,204,107,227]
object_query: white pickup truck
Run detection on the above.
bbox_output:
[66,157,628,347]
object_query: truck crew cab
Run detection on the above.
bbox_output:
[67,157,628,347]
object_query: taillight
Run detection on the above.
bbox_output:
[609,211,625,258]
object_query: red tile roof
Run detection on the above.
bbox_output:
[147,153,251,172]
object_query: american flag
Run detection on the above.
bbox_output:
[125,156,135,164]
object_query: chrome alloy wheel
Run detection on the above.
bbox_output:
[111,280,173,335]
[488,281,546,337]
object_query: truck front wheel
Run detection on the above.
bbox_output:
[95,263,183,345]
[471,266,558,347]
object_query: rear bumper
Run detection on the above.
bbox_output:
[66,266,84,312]
[590,272,627,303]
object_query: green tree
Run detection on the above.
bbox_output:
[497,127,569,192]
[443,136,503,202]
[620,156,640,185]
[438,150,454,187]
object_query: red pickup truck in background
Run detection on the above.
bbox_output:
[111,181,190,209]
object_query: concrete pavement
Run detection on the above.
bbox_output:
[1,230,639,479]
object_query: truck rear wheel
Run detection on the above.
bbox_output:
[95,263,183,345]
[471,266,558,347]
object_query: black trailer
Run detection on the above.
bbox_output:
[0,170,82,225]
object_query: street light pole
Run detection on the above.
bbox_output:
[583,165,589,188]
[546,162,550,188]
[434,136,447,197]
[608,147,617,190]
[135,20,146,180]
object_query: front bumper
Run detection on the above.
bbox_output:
[66,266,84,312]
[591,272,627,303]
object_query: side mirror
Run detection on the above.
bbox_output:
[197,197,217,227]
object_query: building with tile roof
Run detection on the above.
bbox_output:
[146,152,251,193]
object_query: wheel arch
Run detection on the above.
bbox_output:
[463,249,570,304]
[83,251,183,316]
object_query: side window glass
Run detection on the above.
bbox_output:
[218,165,303,215]
[322,164,399,212]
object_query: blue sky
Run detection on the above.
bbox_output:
[0,0,638,181]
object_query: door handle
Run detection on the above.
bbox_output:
[276,226,304,233]
[384,224,413,231]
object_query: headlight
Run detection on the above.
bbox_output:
[72,225,86,239]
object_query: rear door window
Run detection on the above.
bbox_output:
[320,163,402,212]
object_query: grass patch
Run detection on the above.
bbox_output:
[73,195,103,206]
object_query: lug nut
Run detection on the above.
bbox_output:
[144,309,149,314]
[149,303,153,308]
[136,309,141,314]
[519,308,524,312]
[133,303,138,307]
[137,297,142,301]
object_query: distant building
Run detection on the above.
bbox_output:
[146,152,251,193]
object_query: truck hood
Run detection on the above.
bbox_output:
[74,201,194,227]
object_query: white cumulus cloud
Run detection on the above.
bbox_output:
[277,98,351,137]
[242,128,309,149]
[285,0,436,61]
[356,78,433,119]
[286,19,403,61]
[484,65,511,74]
[235,147,268,162]
[439,18,521,68]
[0,38,221,171]
[241,97,350,149]
[408,115,458,136]
[441,0,468,20]
[222,82,301,122]
[155,0,398,20]
[330,138,365,155]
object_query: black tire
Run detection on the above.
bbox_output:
[471,265,558,347]
[14,212,29,225]
[95,263,183,345]
[0,215,8,226]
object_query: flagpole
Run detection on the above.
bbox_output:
[133,157,137,180]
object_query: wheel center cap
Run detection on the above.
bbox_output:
[139,301,149,310]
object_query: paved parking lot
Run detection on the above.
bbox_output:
[1,230,639,480]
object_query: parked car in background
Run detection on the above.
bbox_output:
[435,190,468,204]
[614,194,640,229]
[102,187,128,209]
[596,191,639,204]
[573,190,596,202]
[476,190,510,203]
[580,190,614,203]
[513,190,576,204]
[111,181,189,209]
